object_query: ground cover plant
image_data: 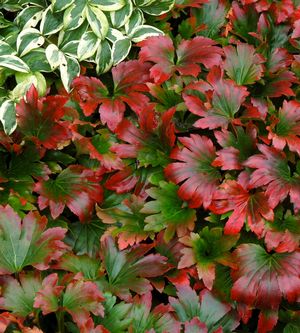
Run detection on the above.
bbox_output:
[0,0,300,332]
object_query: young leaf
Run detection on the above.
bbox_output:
[142,181,196,242]
[178,227,239,289]
[0,205,68,275]
[35,165,103,221]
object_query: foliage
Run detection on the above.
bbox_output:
[0,0,300,332]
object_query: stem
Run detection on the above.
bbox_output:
[56,312,65,333]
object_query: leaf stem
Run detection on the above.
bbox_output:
[56,311,65,333]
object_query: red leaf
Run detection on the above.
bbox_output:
[138,36,222,84]
[231,244,300,310]
[99,99,126,131]
[35,166,103,221]
[267,100,300,155]
[34,273,64,315]
[210,173,274,236]
[244,144,300,211]
[16,85,71,149]
[257,310,278,333]
[184,318,208,333]
[165,134,219,208]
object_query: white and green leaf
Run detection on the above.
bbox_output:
[77,31,100,61]
[96,39,112,74]
[11,72,47,100]
[0,55,30,73]
[86,5,109,39]
[45,44,63,70]
[106,28,125,43]
[0,100,17,135]
[15,6,43,29]
[124,8,144,35]
[63,2,86,31]
[134,0,156,6]
[141,0,174,16]
[52,0,74,12]
[16,28,44,57]
[110,0,133,28]
[60,55,80,92]
[89,0,125,11]
[60,40,79,57]
[0,40,16,56]
[112,37,131,65]
[40,6,64,35]
[130,25,163,43]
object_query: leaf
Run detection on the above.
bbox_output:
[60,55,80,92]
[231,244,300,311]
[16,85,71,149]
[94,293,132,333]
[33,273,64,315]
[40,7,64,35]
[110,0,133,28]
[185,68,249,129]
[65,220,106,256]
[63,276,105,329]
[55,253,101,280]
[0,205,68,274]
[63,1,86,31]
[96,195,152,250]
[86,5,109,39]
[165,134,220,209]
[130,25,163,43]
[100,237,171,300]
[16,28,44,57]
[142,181,196,242]
[90,0,125,11]
[0,99,17,135]
[112,37,132,65]
[210,174,274,236]
[0,54,30,73]
[45,44,63,70]
[223,43,264,85]
[178,227,238,289]
[35,165,103,221]
[96,39,113,74]
[0,273,42,317]
[77,31,100,61]
[138,35,222,83]
[141,0,175,16]
[267,100,300,156]
[244,144,300,212]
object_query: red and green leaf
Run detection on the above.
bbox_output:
[0,205,68,274]
[35,165,103,221]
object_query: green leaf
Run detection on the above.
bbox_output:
[56,253,101,279]
[63,1,86,31]
[110,0,133,28]
[141,0,174,16]
[0,273,42,317]
[86,5,109,39]
[142,181,196,242]
[0,54,30,72]
[60,54,80,92]
[40,6,64,35]
[16,28,44,57]
[15,6,43,29]
[21,49,52,72]
[52,0,74,12]
[65,220,106,256]
[77,31,100,61]
[130,25,163,43]
[11,72,47,99]
[0,40,16,56]
[89,0,125,11]
[96,39,113,74]
[0,99,17,135]
[112,37,131,65]
[0,205,68,274]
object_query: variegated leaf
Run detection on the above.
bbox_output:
[77,31,100,61]
[16,28,44,57]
